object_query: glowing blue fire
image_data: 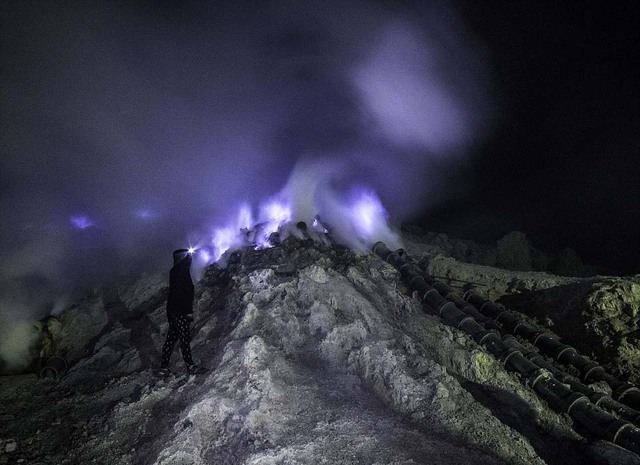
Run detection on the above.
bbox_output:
[210,203,257,261]
[236,204,253,230]
[199,248,211,262]
[256,201,292,249]
[190,184,398,268]
[312,217,329,234]
[350,190,387,239]
[211,227,238,261]
[135,208,156,220]
[263,202,291,224]
[70,216,94,230]
[206,199,294,261]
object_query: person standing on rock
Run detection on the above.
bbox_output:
[159,248,206,375]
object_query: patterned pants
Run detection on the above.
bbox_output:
[160,315,194,368]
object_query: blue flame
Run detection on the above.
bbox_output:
[69,216,94,230]
[350,190,387,239]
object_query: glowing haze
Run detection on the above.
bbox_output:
[0,1,492,369]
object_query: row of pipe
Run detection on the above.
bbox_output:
[462,290,640,411]
[400,251,640,422]
[501,335,640,424]
[372,241,640,456]
[413,264,640,424]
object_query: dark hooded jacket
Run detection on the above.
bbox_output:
[166,254,194,322]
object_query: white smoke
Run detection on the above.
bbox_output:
[0,303,40,371]
[0,0,492,371]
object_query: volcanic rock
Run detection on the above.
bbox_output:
[500,276,640,385]
[0,237,638,464]
[402,227,595,277]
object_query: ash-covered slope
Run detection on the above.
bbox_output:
[1,238,638,464]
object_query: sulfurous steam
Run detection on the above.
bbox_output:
[0,0,492,369]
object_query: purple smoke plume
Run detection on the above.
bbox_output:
[0,0,492,368]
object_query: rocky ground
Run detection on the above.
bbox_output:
[403,232,640,386]
[500,277,640,386]
[1,234,639,464]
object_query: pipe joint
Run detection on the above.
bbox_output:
[39,355,68,379]
[437,301,457,318]
[372,241,391,261]
[565,392,588,415]
[583,363,604,382]
[588,391,608,407]
[615,384,640,404]
[529,369,551,390]
[457,316,475,331]
[555,344,575,363]
[607,420,636,445]
[501,348,522,368]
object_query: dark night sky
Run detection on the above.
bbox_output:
[424,1,640,275]
[0,0,639,329]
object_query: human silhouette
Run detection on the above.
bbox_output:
[159,248,206,375]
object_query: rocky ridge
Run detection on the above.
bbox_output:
[1,235,639,464]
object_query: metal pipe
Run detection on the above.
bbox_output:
[457,276,640,415]
[503,336,640,424]
[464,290,640,411]
[429,281,500,330]
[372,241,393,262]
[39,355,68,379]
[372,242,640,455]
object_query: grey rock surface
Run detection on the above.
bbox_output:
[500,276,640,385]
[415,253,580,302]
[53,295,108,363]
[0,238,637,464]
[402,228,595,277]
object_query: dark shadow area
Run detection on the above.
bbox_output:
[499,277,640,385]
[459,379,597,465]
[122,310,162,370]
[131,378,197,465]
[122,289,166,369]
[81,290,130,363]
